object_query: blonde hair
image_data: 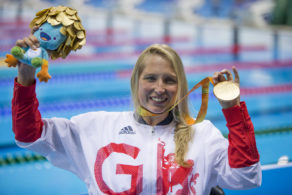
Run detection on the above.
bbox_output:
[29,6,86,59]
[130,44,194,167]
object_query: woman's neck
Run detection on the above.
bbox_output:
[139,112,173,126]
[142,116,162,126]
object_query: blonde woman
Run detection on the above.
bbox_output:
[12,41,261,194]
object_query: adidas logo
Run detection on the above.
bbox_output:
[119,126,136,135]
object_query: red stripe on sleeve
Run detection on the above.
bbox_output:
[12,78,43,142]
[222,102,260,168]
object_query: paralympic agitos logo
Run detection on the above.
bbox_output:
[94,140,199,194]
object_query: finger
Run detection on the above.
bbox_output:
[23,37,36,50]
[28,34,40,48]
[16,39,28,48]
[31,26,39,34]
[218,73,226,82]
[220,69,233,81]
[232,66,240,84]
[212,72,220,84]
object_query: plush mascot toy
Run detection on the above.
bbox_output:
[5,6,86,82]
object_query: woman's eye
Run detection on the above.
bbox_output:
[165,78,177,84]
[145,76,155,82]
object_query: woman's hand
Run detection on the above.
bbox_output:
[16,26,40,50]
[212,66,240,109]
[16,26,40,86]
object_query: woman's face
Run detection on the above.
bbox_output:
[138,54,178,114]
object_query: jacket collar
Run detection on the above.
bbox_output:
[134,111,174,126]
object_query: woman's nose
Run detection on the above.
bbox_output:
[154,80,166,94]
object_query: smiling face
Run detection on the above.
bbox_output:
[34,22,66,50]
[138,54,178,116]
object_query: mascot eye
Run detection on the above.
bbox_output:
[53,37,56,40]
[40,28,43,31]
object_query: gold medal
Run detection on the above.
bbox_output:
[213,81,240,101]
[77,31,85,39]
[66,7,77,15]
[48,17,61,26]
[78,38,86,46]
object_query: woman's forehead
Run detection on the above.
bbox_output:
[142,55,174,70]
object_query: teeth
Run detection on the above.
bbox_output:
[152,97,165,102]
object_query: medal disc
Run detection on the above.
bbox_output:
[213,81,240,101]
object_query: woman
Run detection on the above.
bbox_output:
[12,38,261,194]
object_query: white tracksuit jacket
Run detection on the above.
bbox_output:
[16,111,261,195]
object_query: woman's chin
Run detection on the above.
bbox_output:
[148,107,167,115]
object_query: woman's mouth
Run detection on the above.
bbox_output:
[151,96,167,103]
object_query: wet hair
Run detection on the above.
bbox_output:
[131,44,194,167]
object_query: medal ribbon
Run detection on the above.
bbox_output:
[137,77,215,125]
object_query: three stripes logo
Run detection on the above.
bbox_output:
[119,126,136,135]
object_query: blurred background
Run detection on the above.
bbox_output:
[0,0,292,194]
